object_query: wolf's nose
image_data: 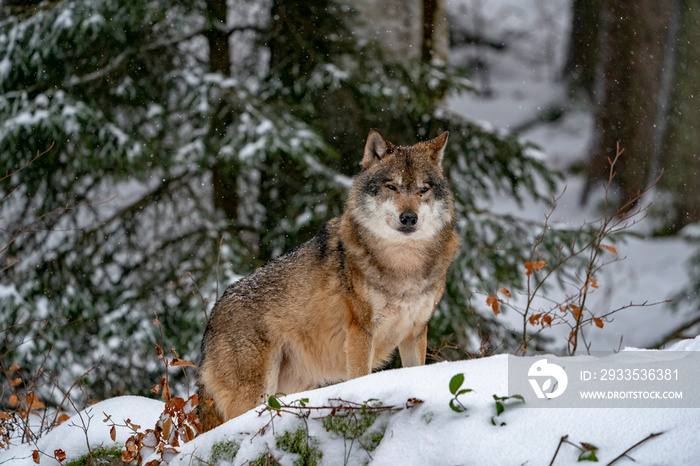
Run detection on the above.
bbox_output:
[400,211,418,227]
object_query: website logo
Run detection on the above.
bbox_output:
[528,359,568,399]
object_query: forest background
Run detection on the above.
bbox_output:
[2,0,700,408]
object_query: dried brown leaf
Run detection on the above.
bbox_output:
[486,295,500,315]
[54,449,66,463]
[600,244,618,255]
[542,315,553,327]
[170,358,196,368]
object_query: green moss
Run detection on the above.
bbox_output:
[360,425,386,452]
[65,445,125,466]
[322,402,388,455]
[249,452,270,466]
[276,425,322,466]
[208,439,240,464]
[322,406,379,439]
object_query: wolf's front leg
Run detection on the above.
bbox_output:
[345,322,374,379]
[398,324,428,367]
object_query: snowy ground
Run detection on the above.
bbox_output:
[3,0,700,464]
[3,337,700,465]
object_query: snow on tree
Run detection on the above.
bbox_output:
[1,0,561,400]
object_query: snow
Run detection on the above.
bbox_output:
[446,0,697,353]
[1,397,164,465]
[0,57,10,81]
[0,283,20,301]
[238,137,266,161]
[3,338,700,465]
[52,9,74,31]
[2,0,699,464]
[81,13,105,29]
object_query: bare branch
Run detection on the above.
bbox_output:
[606,432,664,466]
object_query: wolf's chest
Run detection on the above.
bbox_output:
[369,287,437,343]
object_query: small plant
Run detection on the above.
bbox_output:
[250,450,282,466]
[65,444,124,466]
[1,352,96,464]
[480,144,668,355]
[207,439,240,464]
[362,426,387,453]
[105,313,201,466]
[276,425,322,466]
[106,393,201,466]
[549,435,599,464]
[322,399,387,464]
[490,394,524,426]
[448,373,473,413]
[548,432,664,465]
[322,399,380,439]
[256,396,420,465]
[576,442,599,462]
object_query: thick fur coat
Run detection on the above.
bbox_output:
[197,130,460,431]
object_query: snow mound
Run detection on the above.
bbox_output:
[5,340,699,465]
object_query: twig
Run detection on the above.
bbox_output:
[66,404,94,462]
[606,432,664,466]
[187,271,209,323]
[153,311,171,400]
[549,434,568,466]
[49,364,99,428]
[0,143,54,182]
[216,236,223,306]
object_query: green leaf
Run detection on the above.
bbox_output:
[449,374,465,395]
[449,399,466,413]
[457,389,473,396]
[578,449,599,462]
[268,396,281,410]
[495,401,504,416]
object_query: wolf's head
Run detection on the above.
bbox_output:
[346,129,455,243]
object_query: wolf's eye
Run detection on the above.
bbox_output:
[420,186,431,194]
[386,184,397,191]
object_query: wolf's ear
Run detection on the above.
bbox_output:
[427,131,449,165]
[362,129,394,170]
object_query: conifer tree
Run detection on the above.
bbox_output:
[1,0,560,398]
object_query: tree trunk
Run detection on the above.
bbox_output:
[563,0,601,97]
[583,1,674,208]
[423,0,449,65]
[659,0,700,233]
[205,0,239,221]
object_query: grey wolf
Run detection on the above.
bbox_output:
[197,129,460,431]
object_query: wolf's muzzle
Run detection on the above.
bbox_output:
[398,211,418,233]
